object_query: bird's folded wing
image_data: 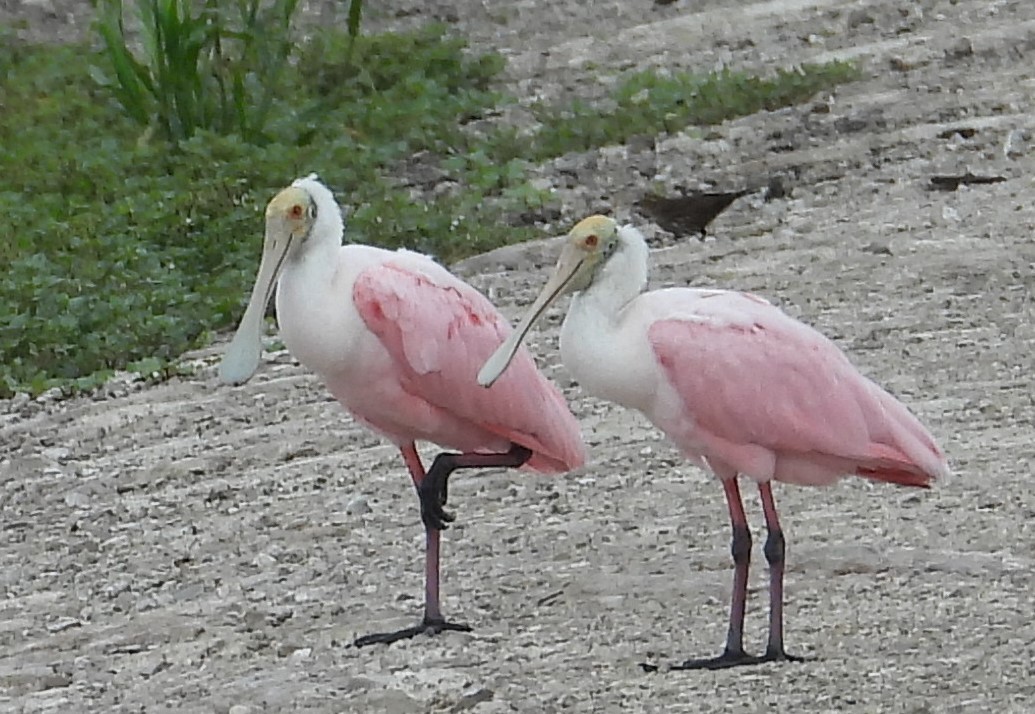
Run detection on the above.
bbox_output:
[353,262,585,472]
[647,300,947,483]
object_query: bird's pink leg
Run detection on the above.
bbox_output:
[399,444,445,623]
[354,442,532,648]
[758,481,806,663]
[353,443,473,647]
[722,477,752,657]
[672,476,756,670]
[670,479,807,671]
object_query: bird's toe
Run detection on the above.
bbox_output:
[353,617,471,647]
[668,647,810,671]
[669,648,759,671]
[760,647,810,664]
[422,617,471,635]
[420,503,456,531]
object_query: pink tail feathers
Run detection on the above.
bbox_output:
[855,443,950,489]
[856,389,952,489]
[492,397,587,474]
[514,434,585,474]
[856,463,938,489]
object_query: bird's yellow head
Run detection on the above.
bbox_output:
[570,214,618,249]
[566,215,620,282]
[265,186,318,243]
[477,214,620,387]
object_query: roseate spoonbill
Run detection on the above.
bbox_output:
[219,175,585,647]
[479,215,950,670]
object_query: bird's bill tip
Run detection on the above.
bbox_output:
[476,347,511,387]
[218,328,261,385]
[217,303,266,385]
[477,252,582,388]
[218,289,271,385]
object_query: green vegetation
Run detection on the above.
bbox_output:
[93,0,304,142]
[525,63,860,161]
[0,8,860,398]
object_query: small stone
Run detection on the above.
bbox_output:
[46,618,83,633]
[252,553,277,569]
[889,56,914,72]
[42,447,71,461]
[37,387,63,402]
[1003,129,1028,160]
[945,37,973,60]
[847,9,874,28]
[63,491,91,509]
[862,241,893,256]
[433,180,461,198]
[346,496,371,515]
[35,673,72,691]
[451,687,494,712]
[242,610,266,631]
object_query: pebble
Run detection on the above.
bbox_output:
[346,496,372,515]
[63,491,91,509]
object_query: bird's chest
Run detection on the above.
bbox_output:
[560,305,657,413]
[275,274,362,380]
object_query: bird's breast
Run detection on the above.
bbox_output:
[275,268,366,381]
[560,301,659,414]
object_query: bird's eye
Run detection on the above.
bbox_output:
[290,204,304,220]
[584,234,599,248]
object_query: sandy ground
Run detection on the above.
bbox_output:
[3,0,1035,712]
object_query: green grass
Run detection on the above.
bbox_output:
[522,63,861,161]
[93,0,302,143]
[0,23,859,398]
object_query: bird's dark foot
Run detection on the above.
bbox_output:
[759,647,810,664]
[353,616,472,648]
[418,471,455,531]
[669,647,809,671]
[670,648,759,671]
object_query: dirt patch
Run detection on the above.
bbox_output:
[3,0,1035,712]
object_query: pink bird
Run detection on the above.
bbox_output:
[219,175,585,646]
[479,215,950,669]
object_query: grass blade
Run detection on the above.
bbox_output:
[345,0,363,63]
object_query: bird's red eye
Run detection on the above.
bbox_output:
[290,204,304,219]
[584,234,599,248]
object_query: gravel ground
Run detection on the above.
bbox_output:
[2,0,1035,712]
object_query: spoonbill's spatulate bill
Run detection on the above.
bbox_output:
[220,175,585,647]
[479,215,950,670]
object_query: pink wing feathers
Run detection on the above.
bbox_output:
[646,290,949,487]
[353,262,585,473]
